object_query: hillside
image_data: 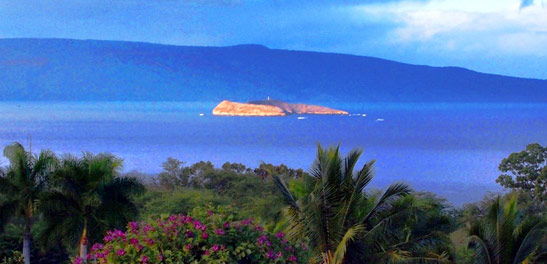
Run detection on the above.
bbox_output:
[0,38,545,102]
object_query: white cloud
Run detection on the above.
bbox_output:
[348,0,547,56]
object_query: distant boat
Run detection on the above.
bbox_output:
[375,118,384,122]
[362,114,367,117]
[297,116,307,120]
[199,113,205,116]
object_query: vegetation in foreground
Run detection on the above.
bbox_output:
[0,143,546,263]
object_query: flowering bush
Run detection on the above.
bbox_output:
[75,206,308,263]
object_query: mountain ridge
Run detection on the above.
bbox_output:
[0,38,545,103]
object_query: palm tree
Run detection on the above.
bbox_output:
[274,145,449,263]
[467,194,547,264]
[39,153,144,261]
[0,142,57,264]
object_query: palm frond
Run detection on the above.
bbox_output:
[332,224,365,264]
[339,160,375,229]
[512,221,547,264]
[273,175,300,211]
[361,182,411,225]
[2,142,25,165]
[467,235,493,264]
[342,148,362,183]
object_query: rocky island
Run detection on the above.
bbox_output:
[212,99,348,116]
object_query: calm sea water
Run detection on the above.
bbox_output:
[1,102,546,206]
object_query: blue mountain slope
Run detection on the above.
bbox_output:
[0,38,545,102]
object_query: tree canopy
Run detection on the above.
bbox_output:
[496,143,546,212]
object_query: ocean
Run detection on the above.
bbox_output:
[1,101,546,206]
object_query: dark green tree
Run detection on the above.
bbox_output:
[0,143,57,264]
[496,143,546,212]
[157,157,187,189]
[39,153,144,261]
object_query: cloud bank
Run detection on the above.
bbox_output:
[348,0,547,56]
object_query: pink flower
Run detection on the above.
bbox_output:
[184,244,192,251]
[74,257,84,264]
[116,248,126,256]
[257,234,269,246]
[91,243,104,252]
[106,229,126,241]
[241,219,253,226]
[267,250,276,259]
[130,238,139,245]
[140,255,149,263]
[143,224,154,233]
[103,234,113,242]
[202,232,209,239]
[215,229,225,235]
[289,255,298,262]
[212,244,220,252]
[168,215,178,222]
[193,220,206,231]
[276,232,285,238]
[207,210,213,216]
[128,221,139,233]
[223,221,230,229]
[204,250,210,256]
[276,251,283,258]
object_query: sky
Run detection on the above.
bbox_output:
[0,0,546,79]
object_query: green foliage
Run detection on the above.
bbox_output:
[0,142,57,264]
[38,152,144,257]
[0,222,69,264]
[274,145,453,263]
[466,194,547,264]
[136,188,228,219]
[149,159,296,230]
[453,246,475,264]
[496,143,547,213]
[0,251,23,264]
[0,224,22,261]
[2,142,546,263]
[78,206,309,263]
[0,143,57,231]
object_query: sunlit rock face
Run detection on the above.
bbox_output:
[212,100,287,116]
[212,99,348,116]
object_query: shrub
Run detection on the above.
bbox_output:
[77,206,308,263]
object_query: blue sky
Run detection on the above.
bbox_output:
[0,0,546,79]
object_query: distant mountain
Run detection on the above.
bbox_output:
[0,38,545,103]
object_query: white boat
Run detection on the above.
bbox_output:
[375,118,384,122]
[199,113,205,116]
[297,116,307,120]
[362,114,367,117]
